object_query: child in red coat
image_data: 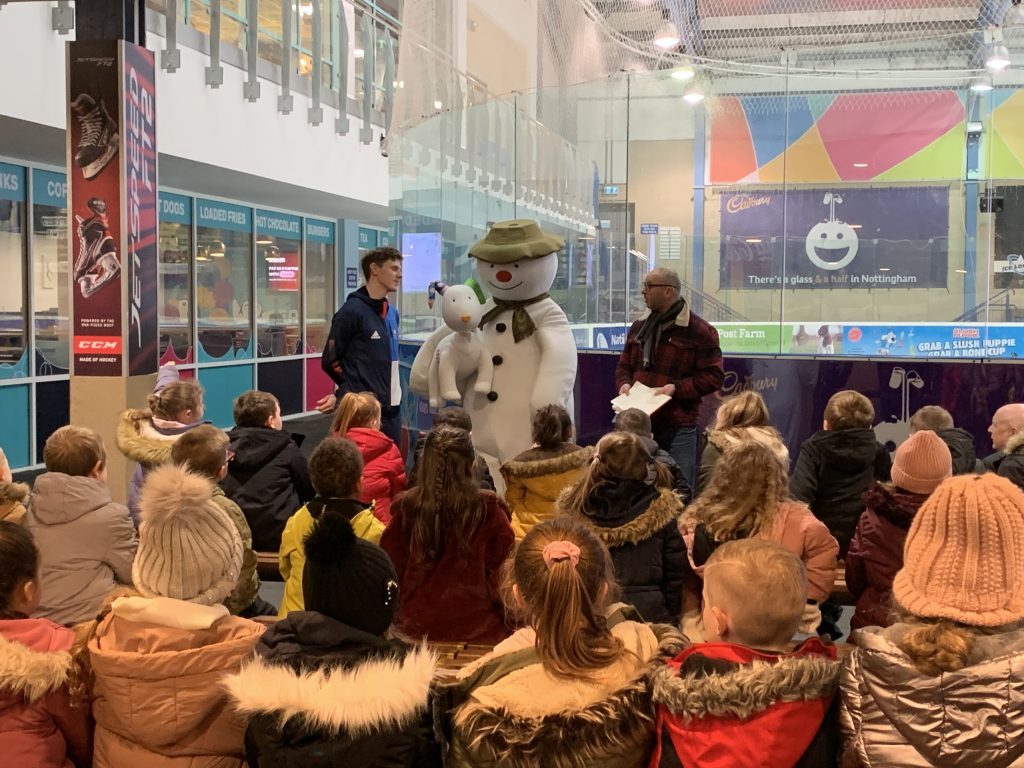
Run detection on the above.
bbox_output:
[330,391,406,524]
[0,521,92,768]
[651,539,841,768]
[381,425,513,644]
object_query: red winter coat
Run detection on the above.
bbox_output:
[381,490,514,644]
[342,427,407,525]
[0,619,92,768]
[846,482,929,631]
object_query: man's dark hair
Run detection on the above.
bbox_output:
[614,408,652,436]
[361,246,402,281]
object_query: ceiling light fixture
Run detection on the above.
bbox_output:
[670,67,695,81]
[986,32,1011,71]
[682,84,705,104]
[653,20,681,49]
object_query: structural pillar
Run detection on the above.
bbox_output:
[67,0,159,504]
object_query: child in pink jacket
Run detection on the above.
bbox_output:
[0,521,92,768]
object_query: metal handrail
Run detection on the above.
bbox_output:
[954,287,1017,322]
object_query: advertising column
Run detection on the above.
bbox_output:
[66,39,158,503]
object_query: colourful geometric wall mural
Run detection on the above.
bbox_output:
[708,91,966,184]
[989,90,1024,179]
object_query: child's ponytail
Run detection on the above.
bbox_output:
[514,520,624,679]
[897,619,976,675]
[330,391,382,437]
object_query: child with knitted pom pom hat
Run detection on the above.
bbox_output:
[224,511,441,767]
[846,430,953,631]
[87,464,264,768]
[841,473,1024,768]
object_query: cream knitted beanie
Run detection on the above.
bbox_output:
[893,473,1024,627]
[133,464,243,606]
[891,430,952,495]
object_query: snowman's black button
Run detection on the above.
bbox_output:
[487,391,499,402]
[492,355,503,365]
[495,323,507,333]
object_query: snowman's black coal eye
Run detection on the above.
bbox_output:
[514,264,519,268]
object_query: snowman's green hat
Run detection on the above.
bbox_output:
[468,219,565,264]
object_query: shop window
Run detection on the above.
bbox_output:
[0,164,27,379]
[158,192,194,364]
[195,198,253,362]
[31,169,66,376]
[255,210,302,358]
[304,218,335,353]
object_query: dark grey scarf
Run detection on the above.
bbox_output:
[635,298,685,368]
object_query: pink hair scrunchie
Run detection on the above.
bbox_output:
[542,540,581,569]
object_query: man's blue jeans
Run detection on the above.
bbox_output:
[654,425,699,493]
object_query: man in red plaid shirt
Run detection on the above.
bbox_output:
[615,268,724,489]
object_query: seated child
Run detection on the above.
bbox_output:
[842,474,1024,767]
[0,446,29,524]
[909,404,983,475]
[409,406,495,491]
[116,362,206,523]
[685,441,838,633]
[88,464,264,768]
[26,426,137,626]
[171,425,273,617]
[0,521,92,768]
[846,429,951,631]
[223,390,315,551]
[224,511,440,767]
[436,519,685,767]
[278,437,383,618]
[501,404,593,540]
[651,539,841,768]
[381,425,514,643]
[791,390,891,555]
[556,431,690,624]
[329,391,406,524]
[614,407,692,500]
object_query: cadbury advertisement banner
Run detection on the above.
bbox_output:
[123,42,158,376]
[719,187,949,290]
[68,41,123,375]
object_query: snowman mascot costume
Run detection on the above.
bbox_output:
[411,220,578,482]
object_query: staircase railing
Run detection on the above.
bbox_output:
[680,281,749,322]
[954,288,1017,323]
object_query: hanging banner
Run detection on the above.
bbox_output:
[124,42,158,376]
[719,187,949,290]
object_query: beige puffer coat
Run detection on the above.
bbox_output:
[841,623,1024,767]
[88,596,264,768]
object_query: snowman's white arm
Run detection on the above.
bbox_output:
[410,324,455,396]
[530,321,578,412]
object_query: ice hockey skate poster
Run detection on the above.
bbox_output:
[68,41,123,376]
[718,187,949,290]
[122,42,158,376]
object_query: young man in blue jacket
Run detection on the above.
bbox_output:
[318,247,404,446]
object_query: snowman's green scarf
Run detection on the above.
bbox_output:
[478,293,550,343]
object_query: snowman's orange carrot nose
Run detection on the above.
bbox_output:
[460,314,471,323]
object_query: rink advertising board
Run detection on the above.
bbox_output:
[67,41,157,376]
[719,187,949,290]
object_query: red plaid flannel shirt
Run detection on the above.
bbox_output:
[615,310,724,429]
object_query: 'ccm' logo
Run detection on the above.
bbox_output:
[73,337,122,353]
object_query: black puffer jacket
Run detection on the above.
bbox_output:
[223,612,441,768]
[560,481,690,623]
[222,427,315,551]
[987,430,1024,492]
[937,427,984,475]
[790,428,891,555]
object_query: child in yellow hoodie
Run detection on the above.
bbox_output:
[277,438,383,617]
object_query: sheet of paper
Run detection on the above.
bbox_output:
[610,381,671,416]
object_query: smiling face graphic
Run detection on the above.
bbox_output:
[805,220,859,271]
[476,253,559,301]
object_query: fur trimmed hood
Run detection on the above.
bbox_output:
[1005,429,1024,456]
[650,641,840,721]
[501,445,594,480]
[0,630,75,704]
[562,486,683,546]
[864,481,927,530]
[0,481,29,506]
[115,407,179,466]
[706,426,789,465]
[448,620,686,768]
[223,644,436,736]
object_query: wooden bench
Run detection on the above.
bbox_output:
[256,552,282,582]
[831,562,854,606]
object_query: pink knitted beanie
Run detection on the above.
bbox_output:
[891,430,952,495]
[893,473,1024,627]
